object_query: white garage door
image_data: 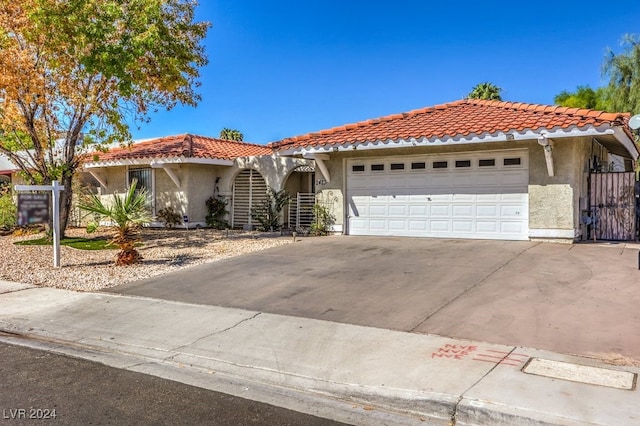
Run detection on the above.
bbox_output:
[346,150,529,240]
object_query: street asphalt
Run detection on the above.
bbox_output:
[0,341,346,426]
[109,236,640,360]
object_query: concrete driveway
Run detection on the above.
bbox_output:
[108,236,640,360]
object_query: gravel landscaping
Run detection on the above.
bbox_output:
[1,228,293,291]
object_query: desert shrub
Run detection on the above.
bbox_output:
[78,180,151,265]
[310,203,335,236]
[157,206,182,228]
[251,188,290,231]
[205,196,229,229]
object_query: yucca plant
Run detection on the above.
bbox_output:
[78,180,152,265]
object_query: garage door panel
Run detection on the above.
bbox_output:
[369,219,387,231]
[388,220,407,231]
[409,220,428,231]
[349,218,368,231]
[389,205,407,216]
[430,220,450,232]
[501,205,524,217]
[409,205,428,216]
[370,205,387,216]
[452,221,474,232]
[477,205,499,217]
[453,205,473,217]
[347,151,528,240]
[476,221,499,233]
[430,205,450,216]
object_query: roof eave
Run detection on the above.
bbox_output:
[83,156,234,169]
[277,125,637,158]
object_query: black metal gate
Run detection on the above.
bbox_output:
[588,172,636,241]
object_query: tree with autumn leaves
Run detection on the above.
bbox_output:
[0,0,208,234]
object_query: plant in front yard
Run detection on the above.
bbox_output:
[310,203,335,236]
[0,185,17,232]
[205,196,229,229]
[157,206,182,228]
[78,180,152,265]
[251,188,290,231]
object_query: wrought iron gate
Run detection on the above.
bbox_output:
[588,172,636,241]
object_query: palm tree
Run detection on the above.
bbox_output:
[219,128,244,141]
[79,180,152,265]
[467,82,503,101]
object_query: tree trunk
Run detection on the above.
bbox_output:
[59,172,74,237]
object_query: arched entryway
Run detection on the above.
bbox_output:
[282,165,315,229]
[231,169,267,229]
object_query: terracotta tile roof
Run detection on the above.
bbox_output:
[88,134,273,163]
[270,99,631,151]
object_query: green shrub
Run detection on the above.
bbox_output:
[310,203,335,236]
[205,196,229,229]
[251,188,290,231]
[0,186,17,230]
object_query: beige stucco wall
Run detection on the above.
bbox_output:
[81,155,313,228]
[85,164,224,225]
[180,164,227,224]
[311,138,598,240]
[154,166,187,219]
[527,137,592,240]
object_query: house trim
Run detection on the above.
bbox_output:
[84,157,234,169]
[277,125,638,160]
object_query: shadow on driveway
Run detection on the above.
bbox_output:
[107,236,640,361]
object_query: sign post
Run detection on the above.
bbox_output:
[15,180,65,268]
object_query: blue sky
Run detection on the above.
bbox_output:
[130,1,640,144]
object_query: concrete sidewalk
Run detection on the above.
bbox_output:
[1,281,638,425]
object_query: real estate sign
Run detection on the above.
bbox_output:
[15,181,65,268]
[17,193,50,226]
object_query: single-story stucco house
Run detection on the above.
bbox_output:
[270,99,639,242]
[81,134,315,229]
[2,98,638,241]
